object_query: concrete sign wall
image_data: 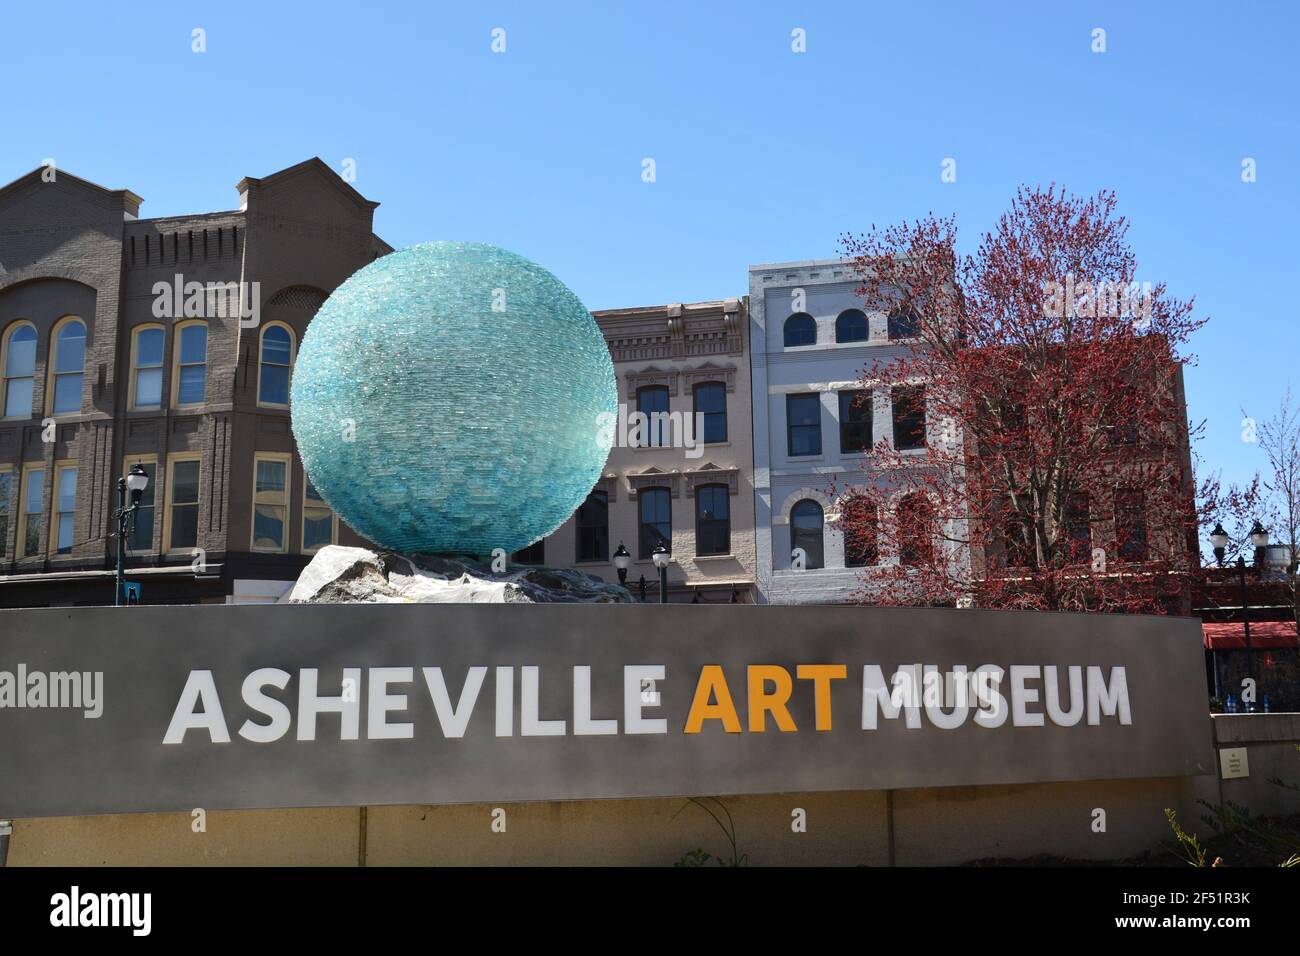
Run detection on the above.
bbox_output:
[0,605,1215,818]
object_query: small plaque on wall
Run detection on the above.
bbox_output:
[1219,747,1249,779]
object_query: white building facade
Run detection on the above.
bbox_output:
[748,258,964,604]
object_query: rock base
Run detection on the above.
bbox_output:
[286,546,633,604]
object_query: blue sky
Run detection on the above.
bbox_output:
[2,0,1296,499]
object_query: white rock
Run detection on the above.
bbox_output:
[287,545,633,604]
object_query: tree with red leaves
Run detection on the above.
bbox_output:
[835,185,1206,613]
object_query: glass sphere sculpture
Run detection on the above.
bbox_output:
[291,241,616,557]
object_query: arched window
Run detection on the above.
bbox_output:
[695,484,730,556]
[898,494,933,567]
[692,382,727,444]
[173,322,207,406]
[131,325,165,410]
[835,309,868,343]
[842,495,878,567]
[259,324,294,407]
[1,323,37,418]
[783,313,816,347]
[49,318,86,415]
[639,486,671,559]
[888,307,920,340]
[791,499,825,569]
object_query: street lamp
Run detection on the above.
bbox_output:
[651,542,670,604]
[115,464,150,607]
[613,542,631,587]
[1211,519,1269,700]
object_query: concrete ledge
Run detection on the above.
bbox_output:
[7,778,1208,866]
[1213,712,1300,744]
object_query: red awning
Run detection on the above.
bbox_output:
[1203,621,1298,650]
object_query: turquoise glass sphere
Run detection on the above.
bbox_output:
[291,241,616,556]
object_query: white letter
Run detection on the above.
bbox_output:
[50,893,70,927]
[573,666,618,735]
[238,667,291,742]
[133,894,151,937]
[862,665,922,729]
[368,667,414,739]
[624,665,667,734]
[296,668,361,741]
[495,666,513,737]
[1010,665,1044,727]
[1086,665,1131,725]
[1043,665,1084,727]
[520,666,565,736]
[923,665,970,729]
[163,670,230,744]
[422,666,487,738]
[971,665,1008,728]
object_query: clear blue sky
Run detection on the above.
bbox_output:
[3,0,1296,500]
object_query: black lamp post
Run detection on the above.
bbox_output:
[651,542,670,604]
[1210,519,1270,696]
[613,542,630,588]
[115,464,150,607]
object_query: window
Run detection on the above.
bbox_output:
[53,464,76,554]
[512,540,545,565]
[695,484,730,556]
[19,466,43,557]
[636,385,669,447]
[259,324,294,406]
[835,309,868,343]
[49,318,86,415]
[172,322,207,406]
[787,393,822,457]
[888,307,920,340]
[892,386,926,450]
[1000,398,1027,441]
[252,455,290,552]
[576,490,609,562]
[124,459,157,552]
[783,313,816,347]
[898,494,933,567]
[1063,492,1091,563]
[842,495,878,567]
[0,469,10,559]
[1115,489,1149,561]
[839,389,873,453]
[165,457,201,551]
[1004,494,1035,568]
[2,323,37,418]
[1106,384,1140,445]
[790,499,825,569]
[303,478,337,553]
[132,326,165,410]
[639,487,671,559]
[693,382,727,444]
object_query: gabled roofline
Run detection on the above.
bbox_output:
[235,157,380,211]
[0,166,144,212]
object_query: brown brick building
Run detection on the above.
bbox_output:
[0,159,389,606]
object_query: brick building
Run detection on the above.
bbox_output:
[0,159,389,606]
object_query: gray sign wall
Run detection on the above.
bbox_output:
[0,605,1215,819]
